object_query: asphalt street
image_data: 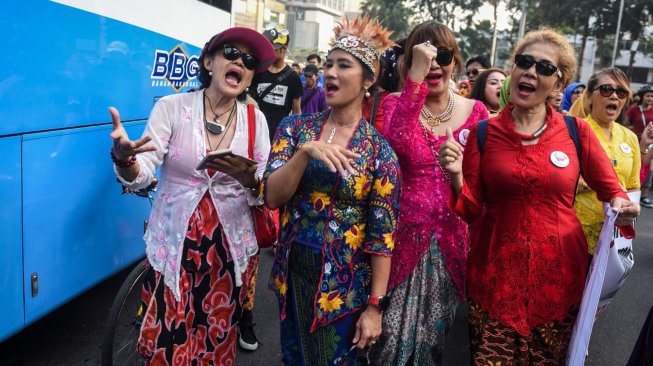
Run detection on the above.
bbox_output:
[1,208,652,365]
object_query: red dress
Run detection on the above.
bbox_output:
[453,104,628,336]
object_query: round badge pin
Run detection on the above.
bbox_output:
[620,143,632,154]
[550,151,570,168]
[459,129,470,146]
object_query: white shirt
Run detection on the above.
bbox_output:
[115,90,270,300]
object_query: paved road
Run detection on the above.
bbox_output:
[1,209,652,365]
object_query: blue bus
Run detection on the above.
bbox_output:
[0,0,231,342]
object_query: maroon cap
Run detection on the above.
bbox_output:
[200,27,275,73]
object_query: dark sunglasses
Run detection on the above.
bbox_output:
[572,88,584,95]
[435,48,454,66]
[514,54,561,77]
[222,44,259,71]
[594,84,629,99]
[465,68,486,77]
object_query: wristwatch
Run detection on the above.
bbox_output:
[368,294,390,311]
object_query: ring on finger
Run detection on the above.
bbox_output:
[424,40,431,47]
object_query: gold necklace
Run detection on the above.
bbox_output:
[421,89,455,131]
[326,115,359,144]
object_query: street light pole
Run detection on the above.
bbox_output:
[611,0,625,67]
[490,1,499,66]
[518,0,527,40]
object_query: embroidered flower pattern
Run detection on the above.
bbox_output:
[318,290,344,313]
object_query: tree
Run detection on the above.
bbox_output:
[412,0,484,30]
[360,0,412,39]
[458,20,494,62]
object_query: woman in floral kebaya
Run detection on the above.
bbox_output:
[262,16,401,365]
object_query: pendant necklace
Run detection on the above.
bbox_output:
[327,114,359,144]
[206,101,237,150]
[421,89,455,132]
[204,91,235,135]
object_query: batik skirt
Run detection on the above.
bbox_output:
[137,193,258,365]
[280,243,366,366]
[368,235,459,366]
[468,301,578,365]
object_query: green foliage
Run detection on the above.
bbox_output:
[360,0,412,39]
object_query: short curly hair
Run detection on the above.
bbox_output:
[509,27,576,89]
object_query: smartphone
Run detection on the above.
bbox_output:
[195,149,258,170]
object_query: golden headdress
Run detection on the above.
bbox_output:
[329,16,395,76]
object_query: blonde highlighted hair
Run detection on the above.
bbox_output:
[510,27,577,88]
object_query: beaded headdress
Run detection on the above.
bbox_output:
[329,16,395,76]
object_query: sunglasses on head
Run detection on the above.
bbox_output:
[593,84,629,99]
[222,44,259,71]
[465,68,486,77]
[514,54,561,78]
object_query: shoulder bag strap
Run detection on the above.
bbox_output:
[640,105,648,128]
[301,87,319,109]
[476,119,489,154]
[247,104,256,159]
[255,67,294,102]
[369,91,381,126]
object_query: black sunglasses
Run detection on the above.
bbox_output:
[465,68,486,77]
[222,44,259,71]
[435,48,454,66]
[514,54,561,77]
[594,84,629,99]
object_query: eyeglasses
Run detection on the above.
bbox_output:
[593,84,629,99]
[435,48,454,66]
[222,44,259,70]
[572,89,584,95]
[514,54,561,78]
[465,68,486,77]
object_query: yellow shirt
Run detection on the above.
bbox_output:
[574,115,640,253]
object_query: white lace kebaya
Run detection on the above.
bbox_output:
[115,90,270,301]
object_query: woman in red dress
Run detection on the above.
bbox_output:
[439,28,640,364]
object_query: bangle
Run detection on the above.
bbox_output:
[111,149,136,168]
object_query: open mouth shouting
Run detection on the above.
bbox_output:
[425,72,443,86]
[517,81,537,97]
[224,67,243,87]
[325,82,339,97]
[604,101,620,118]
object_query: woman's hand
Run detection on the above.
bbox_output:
[408,41,438,83]
[205,156,259,188]
[300,141,360,176]
[352,306,382,349]
[439,128,464,176]
[641,122,653,146]
[610,197,640,226]
[109,107,156,161]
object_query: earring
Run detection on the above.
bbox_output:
[209,70,213,76]
[364,89,371,98]
[245,87,249,93]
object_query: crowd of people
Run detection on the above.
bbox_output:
[108,13,652,366]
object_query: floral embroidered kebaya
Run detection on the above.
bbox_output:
[263,112,401,331]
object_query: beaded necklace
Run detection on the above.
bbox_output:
[421,89,455,131]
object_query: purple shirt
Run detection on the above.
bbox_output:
[301,83,328,115]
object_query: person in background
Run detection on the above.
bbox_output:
[300,64,328,114]
[465,55,491,88]
[303,53,325,87]
[369,20,488,365]
[561,82,585,114]
[291,62,302,75]
[626,84,653,207]
[109,27,275,364]
[457,79,471,98]
[263,16,401,365]
[250,24,303,141]
[440,28,639,364]
[362,38,405,132]
[548,89,563,112]
[571,68,640,255]
[469,68,506,116]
